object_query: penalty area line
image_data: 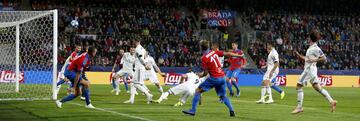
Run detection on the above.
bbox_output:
[68,102,155,121]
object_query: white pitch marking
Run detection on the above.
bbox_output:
[68,102,155,121]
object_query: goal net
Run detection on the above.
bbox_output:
[0,10,58,100]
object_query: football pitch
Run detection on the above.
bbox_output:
[1,85,359,121]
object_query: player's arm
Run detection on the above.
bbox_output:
[295,51,306,60]
[269,61,279,78]
[63,56,72,66]
[197,70,209,78]
[73,71,81,93]
[197,60,209,78]
[112,63,117,72]
[317,56,327,62]
[224,51,243,57]
[309,55,327,63]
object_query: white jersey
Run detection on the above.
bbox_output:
[145,56,157,72]
[263,48,279,81]
[297,43,325,85]
[169,72,204,95]
[134,44,147,70]
[182,72,203,90]
[304,43,325,71]
[266,48,280,72]
[121,52,135,71]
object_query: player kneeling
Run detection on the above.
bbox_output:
[56,47,97,109]
[154,70,205,107]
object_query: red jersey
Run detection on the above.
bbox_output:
[228,49,246,70]
[201,50,225,78]
[68,52,91,72]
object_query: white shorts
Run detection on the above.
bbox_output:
[263,70,279,81]
[297,70,319,85]
[144,70,159,84]
[133,68,146,84]
[168,84,192,95]
[116,69,134,78]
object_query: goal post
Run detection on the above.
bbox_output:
[0,10,58,100]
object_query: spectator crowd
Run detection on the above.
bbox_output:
[29,0,359,70]
[248,11,360,70]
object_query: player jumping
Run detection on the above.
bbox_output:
[182,40,235,117]
[154,69,205,107]
[112,48,136,95]
[123,40,153,104]
[226,42,245,97]
[56,47,97,109]
[256,42,284,104]
[291,30,337,114]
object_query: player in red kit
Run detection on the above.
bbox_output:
[226,42,246,97]
[56,47,97,109]
[183,41,236,117]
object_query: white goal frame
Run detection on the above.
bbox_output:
[0,10,58,100]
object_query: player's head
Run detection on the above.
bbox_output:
[200,40,210,51]
[211,42,219,50]
[308,30,320,44]
[266,41,274,53]
[88,46,97,57]
[75,45,82,53]
[231,42,238,50]
[119,49,124,55]
[130,47,135,54]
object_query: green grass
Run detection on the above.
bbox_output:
[1,85,360,121]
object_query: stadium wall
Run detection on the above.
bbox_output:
[3,67,357,87]
[85,72,359,87]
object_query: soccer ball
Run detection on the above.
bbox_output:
[70,20,79,27]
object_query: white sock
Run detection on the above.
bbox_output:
[158,92,169,102]
[144,91,152,101]
[297,88,304,108]
[266,86,273,101]
[115,80,120,91]
[129,85,136,102]
[260,86,266,100]
[180,93,190,104]
[320,89,333,103]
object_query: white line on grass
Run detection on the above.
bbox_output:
[68,102,155,121]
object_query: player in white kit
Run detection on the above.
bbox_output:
[112,47,136,95]
[291,30,337,114]
[256,42,279,104]
[144,52,164,93]
[123,40,153,104]
[154,71,205,107]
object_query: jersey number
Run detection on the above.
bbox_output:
[210,54,222,67]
